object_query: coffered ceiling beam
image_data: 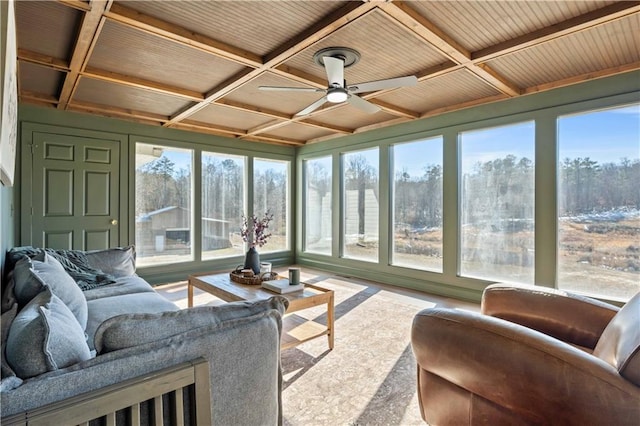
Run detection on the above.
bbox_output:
[165,2,379,126]
[69,100,169,124]
[523,62,640,95]
[83,66,204,102]
[104,3,262,68]
[473,1,640,62]
[57,0,111,110]
[381,1,521,97]
[18,49,70,72]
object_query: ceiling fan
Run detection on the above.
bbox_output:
[259,47,417,116]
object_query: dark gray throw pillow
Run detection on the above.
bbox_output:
[13,254,88,330]
[85,246,136,278]
[6,288,92,379]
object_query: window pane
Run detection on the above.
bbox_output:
[135,144,192,266]
[253,159,289,252]
[343,148,379,262]
[201,152,245,260]
[460,122,535,283]
[392,137,443,272]
[558,104,640,300]
[304,156,332,255]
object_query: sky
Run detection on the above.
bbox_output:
[394,103,639,177]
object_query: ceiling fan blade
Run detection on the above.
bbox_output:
[259,86,323,93]
[348,75,417,94]
[323,56,344,87]
[295,96,328,116]
[347,95,381,114]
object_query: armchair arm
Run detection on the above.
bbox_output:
[412,308,639,425]
[481,284,618,349]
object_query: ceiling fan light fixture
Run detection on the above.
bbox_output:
[326,88,348,103]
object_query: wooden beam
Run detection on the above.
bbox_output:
[380,1,470,64]
[83,66,204,101]
[69,99,169,123]
[105,3,262,68]
[522,61,640,95]
[381,1,521,97]
[272,64,327,89]
[20,91,59,104]
[173,120,247,137]
[165,2,378,127]
[242,134,305,147]
[57,0,92,12]
[299,119,352,134]
[468,63,521,96]
[473,1,640,62]
[214,98,292,120]
[18,49,69,72]
[367,99,420,119]
[246,119,289,136]
[57,0,111,110]
[263,2,378,67]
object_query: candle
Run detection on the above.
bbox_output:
[288,268,300,285]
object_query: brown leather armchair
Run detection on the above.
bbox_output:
[411,284,640,425]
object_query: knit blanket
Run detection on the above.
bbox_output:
[7,247,117,291]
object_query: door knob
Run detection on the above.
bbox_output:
[110,219,118,225]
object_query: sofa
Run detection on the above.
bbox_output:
[411,283,640,425]
[1,245,288,425]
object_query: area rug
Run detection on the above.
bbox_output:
[157,269,477,425]
[279,270,477,426]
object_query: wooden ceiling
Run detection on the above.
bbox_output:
[15,1,640,146]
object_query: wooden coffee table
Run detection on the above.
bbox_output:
[188,272,334,350]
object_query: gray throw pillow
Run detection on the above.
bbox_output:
[1,302,18,378]
[85,246,136,278]
[13,254,88,329]
[94,296,288,353]
[6,289,92,379]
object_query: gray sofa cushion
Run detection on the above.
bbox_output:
[85,246,136,278]
[94,296,289,353]
[6,289,92,379]
[82,276,156,301]
[13,254,88,329]
[86,292,179,351]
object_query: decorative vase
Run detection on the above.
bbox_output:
[244,246,261,275]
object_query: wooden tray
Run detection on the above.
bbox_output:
[229,269,278,285]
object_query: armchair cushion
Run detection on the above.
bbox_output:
[6,288,92,379]
[593,291,640,386]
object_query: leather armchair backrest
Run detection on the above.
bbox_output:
[593,291,640,386]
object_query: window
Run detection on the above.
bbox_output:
[342,148,379,262]
[460,122,535,283]
[201,152,245,260]
[304,156,332,255]
[135,144,193,266]
[392,137,443,272]
[253,158,290,252]
[558,104,640,300]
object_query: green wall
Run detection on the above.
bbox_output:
[16,105,296,284]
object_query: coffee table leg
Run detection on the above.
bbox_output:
[327,292,335,350]
[188,278,194,308]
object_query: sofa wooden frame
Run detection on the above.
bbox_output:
[2,358,212,426]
